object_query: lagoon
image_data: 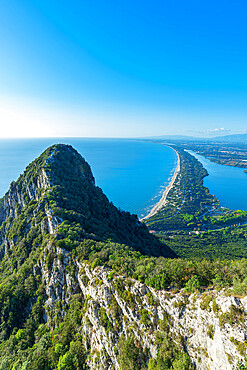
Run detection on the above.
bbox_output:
[188,150,247,211]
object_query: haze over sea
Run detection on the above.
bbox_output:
[0,138,177,218]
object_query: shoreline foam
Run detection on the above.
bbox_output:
[140,146,180,221]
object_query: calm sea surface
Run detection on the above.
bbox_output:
[188,150,247,211]
[0,138,177,218]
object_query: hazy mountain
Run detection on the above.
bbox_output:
[143,133,247,143]
[210,133,247,142]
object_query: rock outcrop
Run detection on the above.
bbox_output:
[38,243,247,369]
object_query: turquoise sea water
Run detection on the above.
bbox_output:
[0,138,177,218]
[188,151,247,211]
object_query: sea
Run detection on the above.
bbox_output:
[1,139,246,217]
[0,138,177,218]
[188,150,247,211]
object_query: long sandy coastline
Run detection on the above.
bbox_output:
[140,146,180,221]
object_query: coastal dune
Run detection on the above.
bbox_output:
[141,147,180,221]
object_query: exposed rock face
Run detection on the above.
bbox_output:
[38,246,247,369]
[0,165,59,255]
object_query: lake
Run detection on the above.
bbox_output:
[188,150,247,211]
[0,138,177,218]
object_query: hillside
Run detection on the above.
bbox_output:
[0,144,175,259]
[0,144,247,369]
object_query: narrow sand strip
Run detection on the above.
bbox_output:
[140,147,180,221]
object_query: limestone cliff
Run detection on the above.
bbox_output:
[37,243,247,369]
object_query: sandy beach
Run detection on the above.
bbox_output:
[140,147,180,221]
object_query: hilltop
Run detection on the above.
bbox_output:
[0,144,175,259]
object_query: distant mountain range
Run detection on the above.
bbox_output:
[145,133,247,143]
[210,133,247,142]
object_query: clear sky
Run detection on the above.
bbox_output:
[1,0,247,138]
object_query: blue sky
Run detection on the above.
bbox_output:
[0,0,247,137]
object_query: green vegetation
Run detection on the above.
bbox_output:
[117,335,147,369]
[147,315,193,369]
[0,294,87,369]
[79,242,247,294]
[0,143,247,369]
[157,226,247,260]
[219,305,246,328]
[207,325,215,339]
